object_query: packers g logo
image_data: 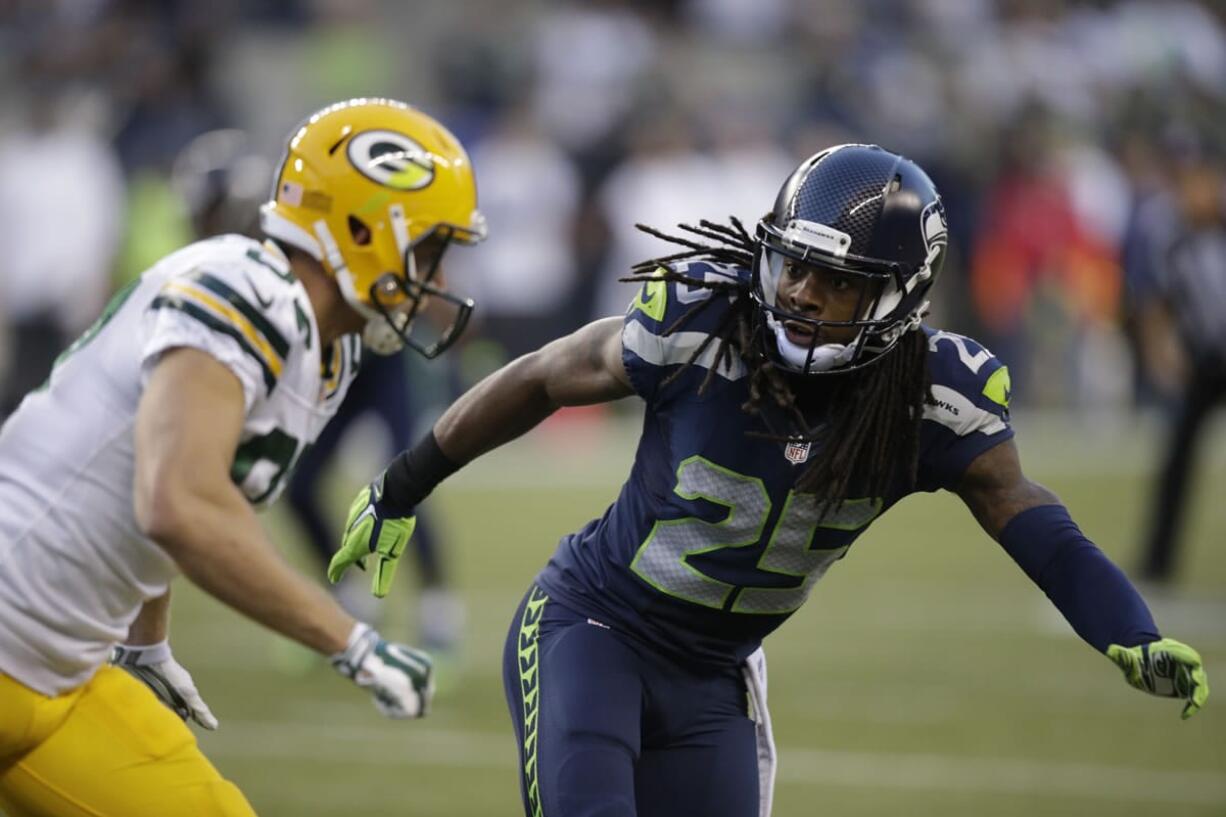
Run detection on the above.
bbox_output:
[347,130,435,191]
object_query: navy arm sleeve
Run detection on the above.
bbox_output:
[999,504,1160,653]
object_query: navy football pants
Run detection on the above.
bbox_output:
[503,584,760,817]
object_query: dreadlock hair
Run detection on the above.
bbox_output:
[622,217,933,516]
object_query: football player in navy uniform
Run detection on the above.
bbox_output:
[332,144,1209,817]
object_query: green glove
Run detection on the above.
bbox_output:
[1107,637,1209,720]
[328,478,416,599]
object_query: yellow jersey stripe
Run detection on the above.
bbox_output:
[161,282,284,380]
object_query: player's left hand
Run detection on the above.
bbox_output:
[332,623,434,719]
[328,477,416,598]
[110,640,219,730]
[1107,637,1209,720]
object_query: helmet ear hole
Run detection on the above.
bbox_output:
[348,215,372,246]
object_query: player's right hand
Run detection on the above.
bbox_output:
[332,623,434,719]
[1107,637,1209,720]
[111,641,219,730]
[327,477,416,598]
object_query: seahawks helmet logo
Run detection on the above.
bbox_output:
[921,199,948,252]
[347,130,435,191]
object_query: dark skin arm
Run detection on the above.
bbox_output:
[437,326,1051,536]
[955,434,1165,652]
[435,329,1054,529]
[434,317,634,462]
[955,438,1060,539]
[949,436,1208,720]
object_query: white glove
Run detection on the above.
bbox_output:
[110,640,219,730]
[331,623,434,719]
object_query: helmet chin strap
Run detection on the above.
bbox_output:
[766,313,855,373]
[313,218,407,356]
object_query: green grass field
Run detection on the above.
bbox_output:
[169,409,1225,816]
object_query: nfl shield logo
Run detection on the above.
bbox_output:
[784,440,811,465]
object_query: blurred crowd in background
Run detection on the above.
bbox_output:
[1,0,1224,422]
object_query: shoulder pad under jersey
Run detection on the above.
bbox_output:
[921,327,1012,438]
[621,261,751,399]
[147,237,306,396]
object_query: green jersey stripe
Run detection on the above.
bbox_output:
[190,272,291,360]
[151,296,278,393]
[246,247,296,282]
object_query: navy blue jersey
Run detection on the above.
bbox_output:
[535,263,1013,666]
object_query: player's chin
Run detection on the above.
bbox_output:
[819,329,857,346]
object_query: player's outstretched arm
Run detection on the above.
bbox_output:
[134,348,433,718]
[434,316,635,462]
[956,440,1208,719]
[135,347,356,654]
[330,318,634,594]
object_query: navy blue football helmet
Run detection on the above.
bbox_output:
[752,144,947,374]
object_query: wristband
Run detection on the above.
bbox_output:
[112,639,173,667]
[381,430,460,515]
[332,622,378,679]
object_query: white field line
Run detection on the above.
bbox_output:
[199,721,1226,806]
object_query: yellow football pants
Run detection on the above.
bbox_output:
[0,667,256,816]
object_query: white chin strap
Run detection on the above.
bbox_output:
[360,204,416,356]
[767,313,855,373]
[261,206,418,356]
[313,218,407,357]
[334,261,407,356]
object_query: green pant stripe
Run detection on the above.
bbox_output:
[517,586,549,817]
[150,296,278,393]
[190,271,291,359]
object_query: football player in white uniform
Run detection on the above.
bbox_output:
[0,98,487,817]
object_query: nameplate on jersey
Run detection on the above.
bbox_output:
[783,440,811,465]
[782,220,851,258]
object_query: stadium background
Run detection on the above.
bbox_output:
[0,1,1223,815]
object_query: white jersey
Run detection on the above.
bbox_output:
[0,235,361,695]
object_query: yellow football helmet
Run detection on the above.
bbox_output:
[260,98,486,356]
